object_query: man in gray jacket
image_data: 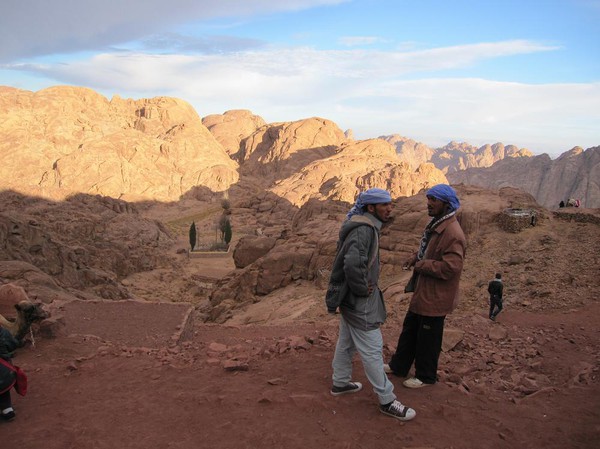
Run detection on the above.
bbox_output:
[329,188,416,421]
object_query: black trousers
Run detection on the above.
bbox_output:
[489,296,503,318]
[0,389,11,410]
[388,310,445,384]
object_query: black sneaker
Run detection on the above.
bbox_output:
[1,408,16,422]
[380,400,416,421]
[330,381,363,396]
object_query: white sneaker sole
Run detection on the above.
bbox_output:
[402,378,430,389]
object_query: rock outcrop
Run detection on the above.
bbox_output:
[448,146,600,208]
[0,191,175,301]
[238,117,348,184]
[0,86,239,201]
[270,138,447,207]
[380,134,434,170]
[382,135,533,173]
[202,109,266,157]
[432,141,532,173]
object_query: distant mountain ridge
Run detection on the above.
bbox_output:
[1,85,597,208]
[380,134,533,173]
[447,146,600,208]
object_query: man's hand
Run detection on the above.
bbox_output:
[402,255,416,270]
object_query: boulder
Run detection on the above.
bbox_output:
[233,236,277,268]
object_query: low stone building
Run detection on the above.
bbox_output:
[497,208,538,233]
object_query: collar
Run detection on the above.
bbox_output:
[363,212,383,231]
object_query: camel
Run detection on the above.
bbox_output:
[0,301,49,341]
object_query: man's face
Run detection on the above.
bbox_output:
[426,195,448,218]
[368,202,393,222]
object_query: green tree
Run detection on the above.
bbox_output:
[218,214,228,242]
[224,219,232,245]
[189,221,197,251]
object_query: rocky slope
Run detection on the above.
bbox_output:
[448,146,600,208]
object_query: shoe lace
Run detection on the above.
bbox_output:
[389,401,405,414]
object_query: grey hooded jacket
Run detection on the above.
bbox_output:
[330,213,387,331]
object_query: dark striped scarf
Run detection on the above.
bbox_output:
[417,211,456,261]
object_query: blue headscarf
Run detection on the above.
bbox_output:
[346,188,392,220]
[426,184,460,212]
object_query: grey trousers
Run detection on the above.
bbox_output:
[332,316,396,405]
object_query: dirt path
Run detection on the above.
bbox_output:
[4,302,599,449]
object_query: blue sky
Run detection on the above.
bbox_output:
[1,0,599,158]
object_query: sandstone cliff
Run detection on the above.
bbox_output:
[270,138,446,207]
[202,109,266,157]
[448,146,600,208]
[0,86,239,201]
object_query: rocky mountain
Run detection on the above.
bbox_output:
[382,135,533,173]
[0,86,239,201]
[380,134,434,169]
[3,85,596,210]
[202,109,266,157]
[448,146,600,208]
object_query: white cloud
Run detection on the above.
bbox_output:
[338,36,384,47]
[346,78,600,155]
[4,40,597,157]
[0,0,346,62]
[10,40,559,97]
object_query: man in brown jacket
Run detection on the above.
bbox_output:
[385,184,466,388]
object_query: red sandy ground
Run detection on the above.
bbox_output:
[3,302,599,449]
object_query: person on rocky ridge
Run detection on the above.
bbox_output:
[385,184,466,389]
[328,188,416,421]
[488,273,504,321]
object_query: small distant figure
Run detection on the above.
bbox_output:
[575,199,580,207]
[559,200,565,208]
[488,273,504,321]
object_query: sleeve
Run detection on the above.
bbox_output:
[342,226,372,297]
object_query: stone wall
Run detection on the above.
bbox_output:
[497,208,537,233]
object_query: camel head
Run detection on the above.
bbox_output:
[15,300,49,325]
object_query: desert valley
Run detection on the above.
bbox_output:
[0,85,599,449]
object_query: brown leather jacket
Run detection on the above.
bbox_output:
[409,215,466,317]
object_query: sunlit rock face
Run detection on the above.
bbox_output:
[0,86,239,201]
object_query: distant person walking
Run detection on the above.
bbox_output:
[488,273,504,321]
[327,188,416,421]
[385,184,466,388]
